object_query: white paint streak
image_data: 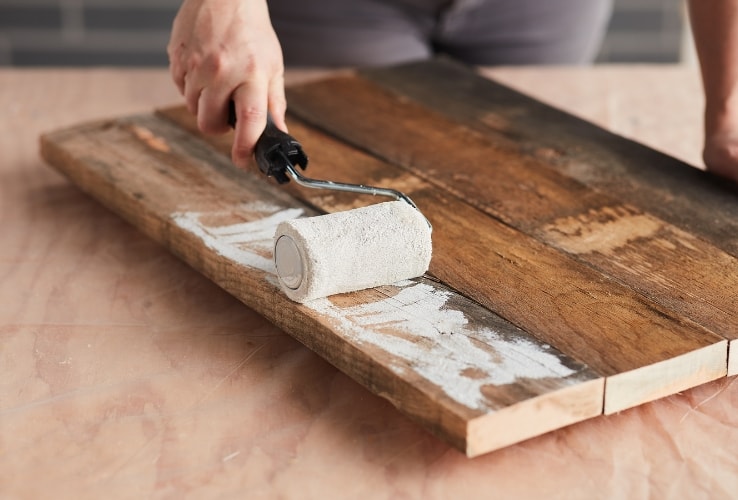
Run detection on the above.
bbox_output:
[171,203,303,274]
[172,204,576,412]
[308,283,576,411]
[209,210,302,242]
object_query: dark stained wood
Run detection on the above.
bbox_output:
[40,112,604,457]
[361,59,738,258]
[280,74,738,360]
[158,105,729,412]
[39,60,736,454]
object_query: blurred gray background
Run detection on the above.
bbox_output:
[0,0,692,66]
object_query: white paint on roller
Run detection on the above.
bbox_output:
[171,203,304,274]
[309,282,576,411]
[275,201,432,303]
[172,203,574,410]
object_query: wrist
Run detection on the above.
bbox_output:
[704,96,738,138]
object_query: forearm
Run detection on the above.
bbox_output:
[688,0,738,182]
[689,0,738,132]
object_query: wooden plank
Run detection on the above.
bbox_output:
[277,72,738,382]
[367,60,737,382]
[39,113,604,457]
[158,105,729,412]
[361,59,738,258]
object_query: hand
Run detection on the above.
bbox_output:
[688,0,738,185]
[167,0,287,167]
[704,136,738,184]
[703,110,738,184]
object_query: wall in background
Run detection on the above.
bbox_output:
[0,0,179,66]
[596,0,688,63]
[0,0,690,67]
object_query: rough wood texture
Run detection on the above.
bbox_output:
[362,59,738,258]
[38,61,735,455]
[8,66,738,497]
[159,100,730,413]
[40,113,603,457]
[280,63,738,382]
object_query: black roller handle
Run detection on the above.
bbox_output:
[228,100,308,184]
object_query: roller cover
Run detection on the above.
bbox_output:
[273,201,432,303]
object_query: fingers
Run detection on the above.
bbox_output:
[179,59,287,155]
[169,54,185,95]
[268,72,288,133]
[169,51,290,172]
[197,85,231,135]
[167,41,186,95]
[226,71,288,169]
[231,76,269,167]
[174,43,206,115]
[181,53,229,127]
[184,73,204,116]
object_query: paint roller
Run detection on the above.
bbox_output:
[230,105,432,303]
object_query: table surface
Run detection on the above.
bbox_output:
[2,65,736,499]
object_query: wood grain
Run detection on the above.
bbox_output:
[158,104,729,412]
[278,71,738,382]
[40,113,603,457]
[361,59,738,257]
[8,65,738,498]
[39,61,735,456]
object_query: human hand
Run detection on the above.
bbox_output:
[703,111,738,184]
[167,0,287,168]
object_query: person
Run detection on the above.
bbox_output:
[167,0,738,184]
[689,1,738,184]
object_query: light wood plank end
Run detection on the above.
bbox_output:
[604,341,728,414]
[466,378,604,458]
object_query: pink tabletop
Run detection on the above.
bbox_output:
[1,66,736,499]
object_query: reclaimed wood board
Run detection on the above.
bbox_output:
[39,113,603,457]
[40,60,735,456]
[159,105,731,413]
